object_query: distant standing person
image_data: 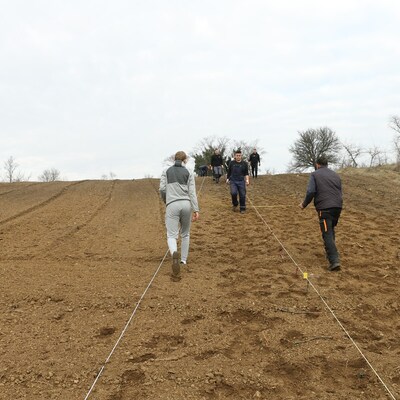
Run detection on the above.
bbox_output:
[299,155,343,271]
[160,151,200,280]
[249,148,261,178]
[224,155,232,172]
[226,149,249,213]
[210,149,224,183]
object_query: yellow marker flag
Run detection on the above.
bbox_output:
[303,272,308,280]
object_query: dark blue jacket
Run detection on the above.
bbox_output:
[227,161,248,182]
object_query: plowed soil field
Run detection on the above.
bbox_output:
[0,168,399,400]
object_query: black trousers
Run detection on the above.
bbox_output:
[250,164,258,178]
[318,208,341,264]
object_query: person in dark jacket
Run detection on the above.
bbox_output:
[210,149,224,183]
[249,148,261,178]
[226,149,249,213]
[299,155,343,271]
[198,165,208,177]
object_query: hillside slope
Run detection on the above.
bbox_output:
[0,169,399,399]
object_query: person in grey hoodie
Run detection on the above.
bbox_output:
[299,155,343,271]
[159,151,200,279]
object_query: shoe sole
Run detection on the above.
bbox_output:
[171,274,181,282]
[328,263,341,271]
[172,251,180,276]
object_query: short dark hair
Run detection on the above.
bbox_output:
[234,149,242,154]
[316,155,328,166]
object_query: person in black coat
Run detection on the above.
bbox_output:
[249,148,261,178]
[210,149,224,183]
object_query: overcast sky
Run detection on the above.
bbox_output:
[1,0,399,180]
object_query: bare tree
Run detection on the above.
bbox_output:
[288,127,341,171]
[14,173,29,182]
[366,146,386,167]
[341,142,364,168]
[163,154,176,167]
[394,135,400,165]
[388,115,400,166]
[192,136,231,158]
[190,136,231,173]
[39,168,61,182]
[4,156,19,182]
[190,136,265,174]
[230,139,264,162]
[101,172,117,180]
[389,115,400,135]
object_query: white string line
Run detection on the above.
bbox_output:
[83,249,169,400]
[247,195,397,400]
[197,175,207,197]
[252,205,292,208]
[83,176,206,399]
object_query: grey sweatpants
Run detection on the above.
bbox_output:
[165,200,192,263]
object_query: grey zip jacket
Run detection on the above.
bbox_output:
[159,160,199,212]
[302,165,342,210]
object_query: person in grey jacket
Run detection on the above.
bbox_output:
[299,155,342,271]
[160,151,200,279]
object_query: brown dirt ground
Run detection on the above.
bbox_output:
[0,167,399,400]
